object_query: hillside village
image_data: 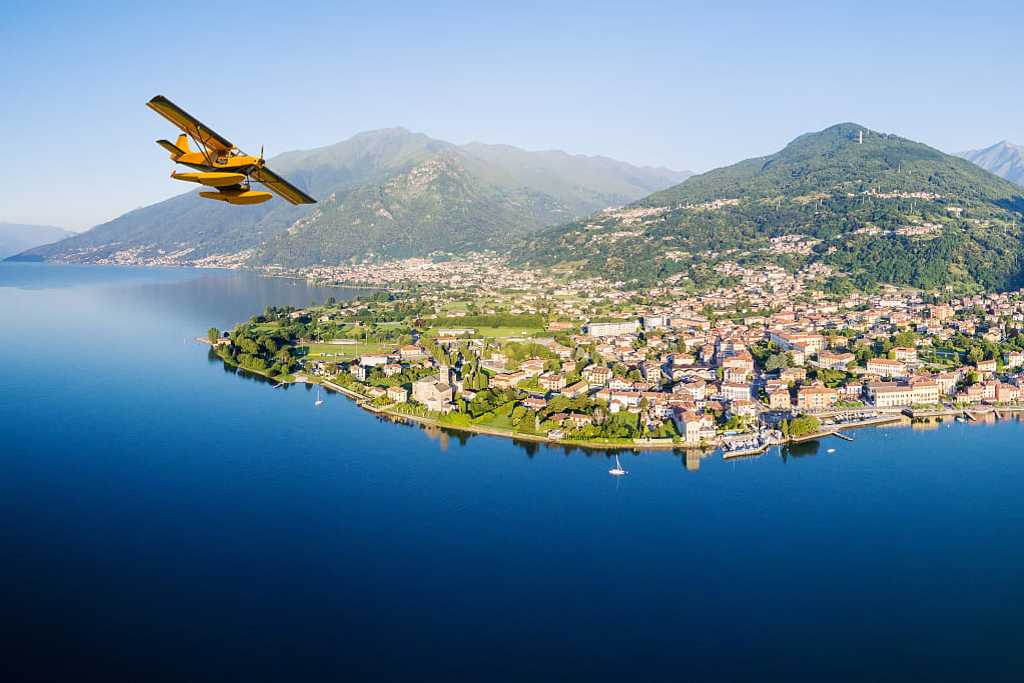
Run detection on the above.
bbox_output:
[209,254,1024,454]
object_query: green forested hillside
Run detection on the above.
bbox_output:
[256,153,569,265]
[18,128,688,265]
[516,123,1024,291]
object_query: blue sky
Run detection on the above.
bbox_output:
[2,0,1023,229]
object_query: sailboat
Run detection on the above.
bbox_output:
[314,386,324,407]
[609,454,627,476]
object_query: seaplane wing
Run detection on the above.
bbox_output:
[148,95,316,206]
[250,165,317,205]
[147,95,234,154]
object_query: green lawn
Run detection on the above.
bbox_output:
[478,326,543,338]
[472,403,519,430]
[424,325,543,340]
[302,341,392,361]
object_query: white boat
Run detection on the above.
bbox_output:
[609,454,627,476]
[314,386,324,407]
[827,448,836,453]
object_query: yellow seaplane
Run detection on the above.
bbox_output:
[146,95,316,206]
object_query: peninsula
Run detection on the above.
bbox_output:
[195,123,1024,454]
[205,252,1024,455]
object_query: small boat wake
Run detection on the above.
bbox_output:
[609,454,627,477]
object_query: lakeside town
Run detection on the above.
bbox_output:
[205,254,1024,456]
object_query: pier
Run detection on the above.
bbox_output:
[789,415,905,444]
[722,442,773,459]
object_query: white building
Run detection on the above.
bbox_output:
[584,320,640,337]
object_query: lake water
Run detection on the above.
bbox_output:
[2,262,1023,681]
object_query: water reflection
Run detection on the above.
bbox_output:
[0,263,371,334]
[0,262,196,290]
[205,358,985,475]
[389,414,726,469]
[420,425,451,452]
[252,375,936,470]
[683,448,716,471]
[92,268,369,331]
[782,440,822,460]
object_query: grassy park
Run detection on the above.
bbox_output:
[303,341,392,361]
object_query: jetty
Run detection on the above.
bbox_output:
[722,442,772,459]
[721,430,782,459]
[322,380,366,402]
[789,414,904,444]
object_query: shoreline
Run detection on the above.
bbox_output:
[14,259,395,290]
[329,380,688,451]
[204,341,1015,457]
[204,345,697,452]
[276,362,914,455]
[788,414,908,444]
[340,386,917,454]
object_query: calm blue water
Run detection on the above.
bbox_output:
[2,263,1023,682]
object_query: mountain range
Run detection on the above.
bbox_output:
[959,141,1024,186]
[14,123,1024,295]
[516,124,1024,292]
[0,223,76,260]
[14,129,689,266]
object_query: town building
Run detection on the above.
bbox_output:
[360,354,390,367]
[386,386,408,403]
[539,372,566,391]
[866,379,939,407]
[671,409,717,446]
[582,365,612,386]
[491,371,527,389]
[768,330,825,354]
[976,359,998,375]
[767,389,792,411]
[584,320,640,337]
[893,347,918,363]
[721,382,751,402]
[866,358,908,379]
[412,375,454,412]
[818,351,855,371]
[560,381,589,398]
[797,384,839,412]
[399,345,428,361]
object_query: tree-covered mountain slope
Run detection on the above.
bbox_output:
[18,128,688,266]
[515,123,1024,292]
[959,141,1024,186]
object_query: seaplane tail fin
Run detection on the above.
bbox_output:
[156,135,190,160]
